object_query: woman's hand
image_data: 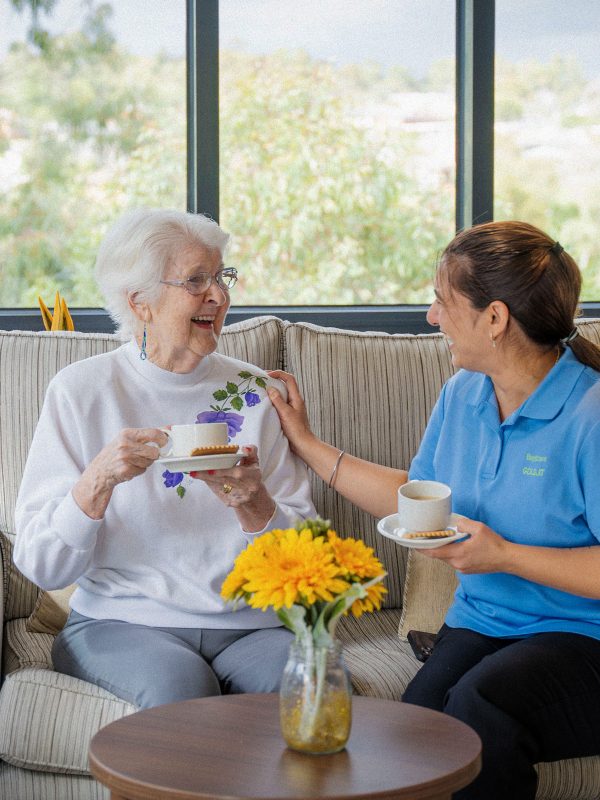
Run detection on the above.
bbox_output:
[266,370,316,457]
[267,370,406,518]
[421,516,510,574]
[190,445,276,533]
[73,427,168,519]
[421,516,600,599]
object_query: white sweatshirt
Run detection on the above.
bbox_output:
[14,341,316,629]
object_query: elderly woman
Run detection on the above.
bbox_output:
[268,221,600,800]
[14,207,315,710]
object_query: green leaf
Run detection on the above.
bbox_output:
[255,377,267,388]
[231,395,243,411]
[293,516,332,537]
[238,371,252,379]
[322,575,386,637]
[213,389,228,401]
[277,604,310,638]
[176,485,186,499]
[226,382,239,394]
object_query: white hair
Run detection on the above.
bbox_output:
[95,208,230,338]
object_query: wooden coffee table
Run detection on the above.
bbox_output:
[89,693,481,800]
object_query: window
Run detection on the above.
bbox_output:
[0,0,186,309]
[218,0,455,306]
[1,0,599,331]
[494,0,600,300]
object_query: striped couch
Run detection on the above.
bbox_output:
[1,316,600,799]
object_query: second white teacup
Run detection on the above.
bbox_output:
[397,480,452,532]
[160,422,229,457]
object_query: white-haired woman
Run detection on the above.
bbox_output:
[15,208,315,709]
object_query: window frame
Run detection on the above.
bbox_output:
[1,0,599,334]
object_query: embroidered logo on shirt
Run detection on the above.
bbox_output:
[522,452,547,477]
[162,371,267,498]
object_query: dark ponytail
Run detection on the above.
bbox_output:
[570,332,600,372]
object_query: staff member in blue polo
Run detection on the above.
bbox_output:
[267,220,600,800]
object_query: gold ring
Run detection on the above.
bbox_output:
[222,483,233,494]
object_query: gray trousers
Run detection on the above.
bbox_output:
[52,610,293,709]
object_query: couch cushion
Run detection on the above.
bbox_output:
[535,758,600,800]
[336,609,419,700]
[575,318,600,347]
[0,330,124,549]
[0,667,135,774]
[26,586,76,636]
[0,763,107,800]
[0,316,284,623]
[218,314,284,371]
[398,551,457,640]
[0,533,39,627]
[283,321,454,608]
[0,330,124,623]
[3,618,53,676]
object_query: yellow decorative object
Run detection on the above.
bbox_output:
[221,517,386,753]
[37,295,53,330]
[38,291,75,331]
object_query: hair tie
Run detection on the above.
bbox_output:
[560,328,578,345]
[550,241,564,256]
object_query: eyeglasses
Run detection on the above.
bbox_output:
[160,267,238,295]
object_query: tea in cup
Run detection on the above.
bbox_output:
[397,480,452,532]
[160,422,230,457]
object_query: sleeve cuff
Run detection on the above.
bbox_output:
[240,504,296,539]
[54,492,104,550]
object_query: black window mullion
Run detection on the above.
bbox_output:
[456,0,495,230]
[187,0,219,220]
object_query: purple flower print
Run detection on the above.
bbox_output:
[196,410,244,439]
[162,470,184,488]
[244,391,261,407]
[197,372,266,440]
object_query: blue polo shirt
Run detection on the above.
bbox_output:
[409,348,600,640]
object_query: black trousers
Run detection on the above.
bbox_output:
[402,624,600,800]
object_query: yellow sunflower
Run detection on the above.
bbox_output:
[327,530,385,580]
[350,581,388,617]
[223,528,350,611]
[248,528,350,610]
[221,518,387,638]
[220,530,280,601]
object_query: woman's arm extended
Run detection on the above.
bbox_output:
[426,516,600,599]
[267,370,407,518]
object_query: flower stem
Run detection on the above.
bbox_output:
[298,638,328,742]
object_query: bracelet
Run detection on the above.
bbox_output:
[328,449,346,489]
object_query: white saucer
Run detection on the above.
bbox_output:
[377,512,469,549]
[156,452,242,473]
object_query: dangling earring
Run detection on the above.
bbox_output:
[140,324,147,361]
[490,333,496,349]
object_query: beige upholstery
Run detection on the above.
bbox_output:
[283,322,455,609]
[1,316,600,799]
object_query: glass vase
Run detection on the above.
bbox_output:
[279,638,352,754]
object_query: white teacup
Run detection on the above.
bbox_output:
[160,422,229,457]
[397,480,452,532]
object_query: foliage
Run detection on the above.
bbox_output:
[219,49,452,304]
[494,56,600,294]
[1,1,185,307]
[1,1,599,307]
